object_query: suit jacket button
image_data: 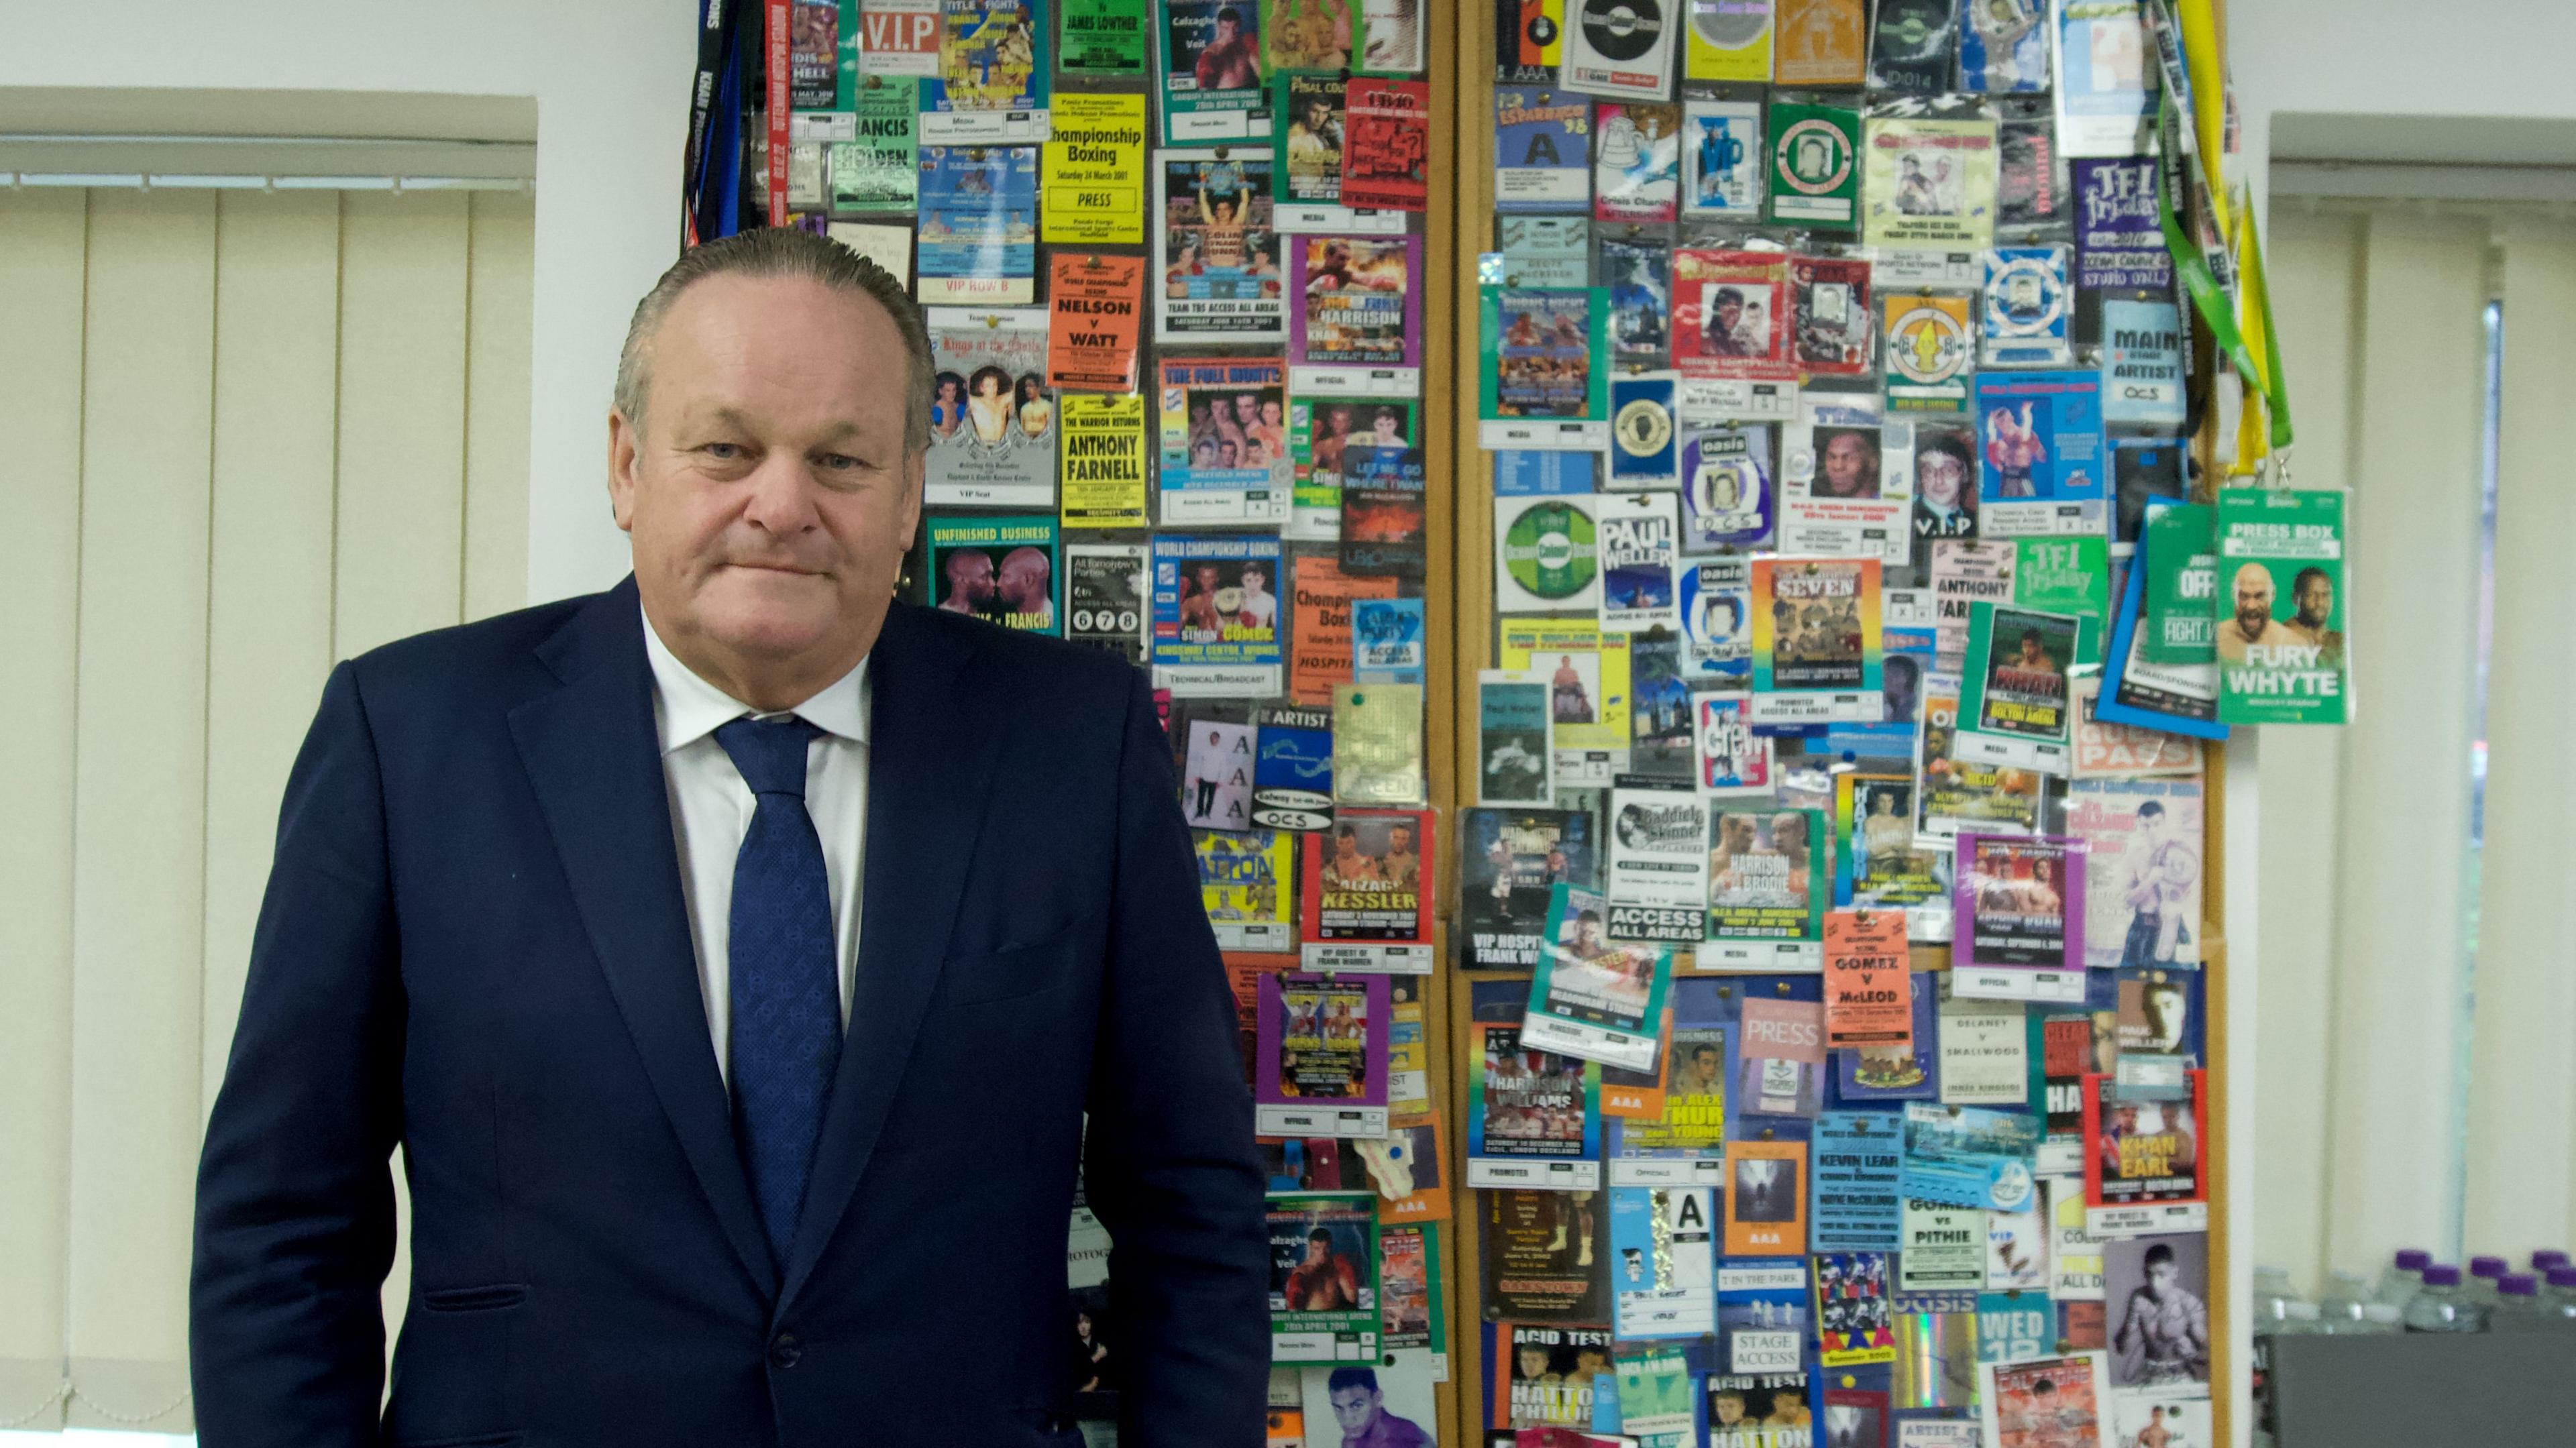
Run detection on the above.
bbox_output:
[769,1333,802,1369]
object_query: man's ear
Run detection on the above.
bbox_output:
[898,447,928,552]
[608,409,642,533]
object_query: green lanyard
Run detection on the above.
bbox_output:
[2146,1,2294,460]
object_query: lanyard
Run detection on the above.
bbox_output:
[2146,1,2293,463]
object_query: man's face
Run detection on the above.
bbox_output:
[1214,15,1238,42]
[1303,1236,1329,1265]
[945,551,994,604]
[2296,575,2333,626]
[1330,1386,1381,1434]
[1574,1349,1609,1377]
[2234,568,2274,635]
[999,553,1046,608]
[1235,393,1261,425]
[1713,1394,1747,1425]
[1822,433,1872,494]
[1389,826,1411,854]
[1242,565,1267,594]
[1195,563,1221,592]
[1373,411,1401,440]
[1574,918,1602,951]
[1919,451,1964,506]
[1717,299,1743,332]
[2139,810,2168,843]
[2147,987,2184,1034]
[1518,1347,1549,1377]
[2019,637,2046,666]
[1691,1046,1718,1080]
[610,275,922,688]
[2146,1260,2178,1300]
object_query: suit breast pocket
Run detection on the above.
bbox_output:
[936,930,1089,1008]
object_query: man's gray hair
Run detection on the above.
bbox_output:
[614,227,934,453]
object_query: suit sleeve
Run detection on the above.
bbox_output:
[191,660,405,1447]
[1084,668,1269,1448]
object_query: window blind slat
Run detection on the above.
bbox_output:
[464,190,535,624]
[201,190,345,1114]
[0,188,89,1433]
[2252,208,2362,1292]
[65,188,219,1433]
[333,190,471,658]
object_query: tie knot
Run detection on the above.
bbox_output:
[715,715,818,798]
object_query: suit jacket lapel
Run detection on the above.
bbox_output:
[778,603,999,1309]
[508,579,780,1300]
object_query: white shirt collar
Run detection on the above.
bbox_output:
[640,602,871,754]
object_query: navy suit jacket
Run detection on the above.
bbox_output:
[191,579,1267,1448]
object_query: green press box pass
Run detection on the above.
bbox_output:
[2216,487,2347,726]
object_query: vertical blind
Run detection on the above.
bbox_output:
[2468,221,2576,1256]
[2254,200,2576,1290]
[0,185,532,1433]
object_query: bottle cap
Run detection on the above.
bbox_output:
[2500,1272,2539,1297]
[2421,1264,2463,1287]
[2547,1266,2576,1290]
[2471,1254,2510,1279]
[2394,1249,2432,1271]
[2534,1250,2570,1272]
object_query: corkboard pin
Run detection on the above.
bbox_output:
[1758,1127,1776,1141]
[1776,981,1792,996]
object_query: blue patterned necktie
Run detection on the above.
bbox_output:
[714,715,841,1264]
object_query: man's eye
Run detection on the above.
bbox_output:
[819,452,864,471]
[702,442,744,459]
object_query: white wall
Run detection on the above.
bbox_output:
[0,1,698,607]
[2233,0,2576,201]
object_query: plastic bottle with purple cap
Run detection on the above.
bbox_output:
[2465,1254,2511,1303]
[2400,1264,2488,1333]
[2373,1248,2431,1306]
[2537,1265,2576,1331]
[2489,1272,2548,1332]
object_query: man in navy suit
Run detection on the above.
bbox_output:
[190,228,1267,1447]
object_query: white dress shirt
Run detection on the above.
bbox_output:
[642,607,870,1084]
